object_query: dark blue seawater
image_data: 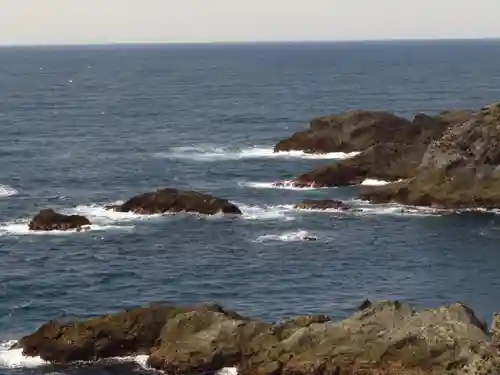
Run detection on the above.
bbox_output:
[2,40,500,373]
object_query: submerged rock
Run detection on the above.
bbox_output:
[294,199,350,211]
[28,209,91,231]
[15,300,500,375]
[361,103,500,208]
[107,188,242,215]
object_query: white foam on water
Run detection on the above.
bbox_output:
[217,367,239,375]
[239,181,327,191]
[349,200,444,217]
[360,178,404,186]
[256,229,317,243]
[237,203,296,221]
[108,354,151,370]
[0,185,18,198]
[154,145,360,162]
[0,340,48,368]
[0,204,138,237]
[72,203,164,223]
[0,221,133,237]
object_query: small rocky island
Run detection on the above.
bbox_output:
[29,209,91,231]
[107,187,242,215]
[12,301,500,374]
[275,103,500,209]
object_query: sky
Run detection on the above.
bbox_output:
[0,0,499,45]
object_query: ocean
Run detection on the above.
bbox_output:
[1,40,500,373]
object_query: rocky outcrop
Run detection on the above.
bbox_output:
[274,110,413,154]
[15,300,500,375]
[294,199,350,210]
[28,209,91,231]
[281,110,472,188]
[361,103,500,208]
[107,188,242,215]
[13,304,189,362]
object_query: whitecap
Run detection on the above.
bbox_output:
[349,200,443,217]
[0,185,18,198]
[154,145,360,162]
[0,340,48,368]
[239,181,327,191]
[0,221,133,237]
[360,179,393,186]
[217,367,238,375]
[72,203,163,223]
[237,203,296,221]
[256,230,317,243]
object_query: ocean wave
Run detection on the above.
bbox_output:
[0,340,152,370]
[154,145,360,162]
[217,367,238,375]
[72,203,164,222]
[349,200,444,217]
[237,203,296,221]
[239,181,328,191]
[0,204,138,236]
[0,340,47,368]
[0,221,133,237]
[0,340,236,372]
[0,185,18,198]
[256,230,317,242]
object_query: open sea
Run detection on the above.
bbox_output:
[2,40,500,374]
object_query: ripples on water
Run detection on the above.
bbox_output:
[2,40,500,374]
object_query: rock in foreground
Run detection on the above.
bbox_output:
[107,188,242,215]
[28,209,91,231]
[15,300,500,375]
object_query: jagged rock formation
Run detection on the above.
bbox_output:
[362,103,500,208]
[275,110,472,188]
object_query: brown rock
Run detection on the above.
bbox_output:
[14,300,496,375]
[274,111,413,154]
[286,110,472,188]
[14,304,191,363]
[148,309,275,375]
[28,209,91,231]
[107,188,242,215]
[361,103,500,208]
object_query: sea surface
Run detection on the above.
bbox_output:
[2,40,500,374]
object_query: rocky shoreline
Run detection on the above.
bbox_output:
[274,103,500,209]
[10,301,500,374]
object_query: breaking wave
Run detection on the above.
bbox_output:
[0,185,18,198]
[154,145,360,162]
[0,340,47,368]
[237,203,296,221]
[0,340,235,372]
[255,229,317,242]
[239,181,328,191]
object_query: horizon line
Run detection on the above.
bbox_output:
[1,36,500,48]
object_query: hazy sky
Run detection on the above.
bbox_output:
[1,0,499,45]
